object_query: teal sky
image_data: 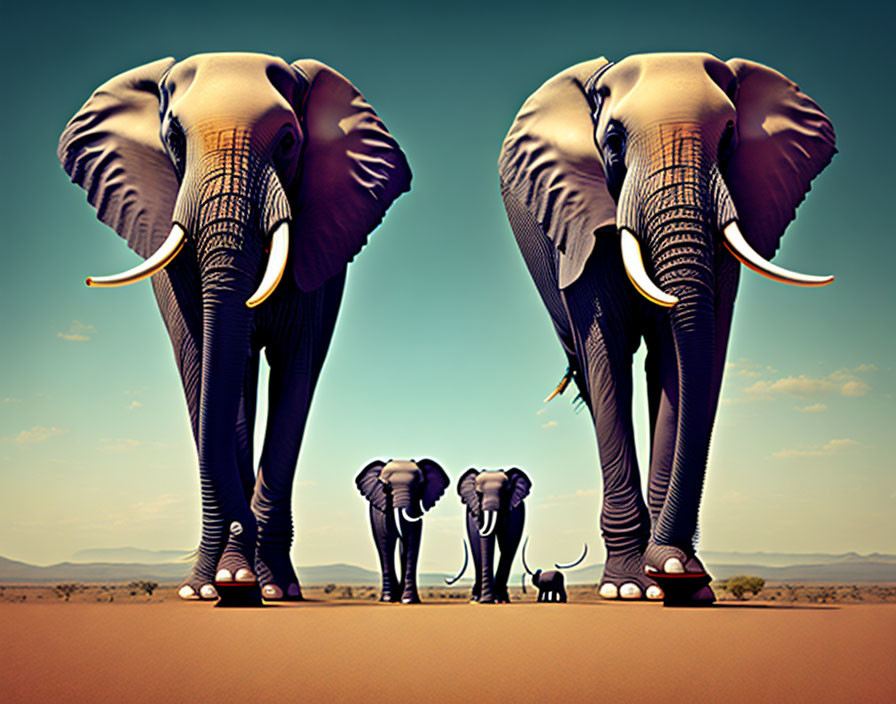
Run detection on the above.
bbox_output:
[1,0,893,571]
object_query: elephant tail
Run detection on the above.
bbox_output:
[543,366,574,403]
[521,536,535,576]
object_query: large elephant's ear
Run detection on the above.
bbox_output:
[289,60,411,292]
[457,469,481,513]
[505,468,532,510]
[355,460,387,511]
[725,59,836,259]
[57,58,178,260]
[499,58,616,289]
[416,459,450,511]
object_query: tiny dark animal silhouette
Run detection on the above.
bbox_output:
[521,537,587,603]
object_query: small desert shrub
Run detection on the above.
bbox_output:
[127,580,159,596]
[323,583,337,594]
[723,575,765,599]
[338,586,354,599]
[54,583,83,601]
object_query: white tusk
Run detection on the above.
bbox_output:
[620,229,679,308]
[393,508,404,541]
[401,507,422,523]
[86,224,185,288]
[478,510,497,537]
[723,221,834,287]
[246,221,289,308]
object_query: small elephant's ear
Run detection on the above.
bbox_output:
[505,468,532,510]
[289,60,412,293]
[57,58,179,260]
[457,469,481,513]
[725,59,836,259]
[499,58,616,289]
[355,460,388,511]
[416,459,450,511]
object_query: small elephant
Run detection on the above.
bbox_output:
[449,468,532,603]
[521,538,587,603]
[58,53,411,601]
[499,53,835,602]
[356,459,450,603]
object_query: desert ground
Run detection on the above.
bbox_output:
[2,584,894,703]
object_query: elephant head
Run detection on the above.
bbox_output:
[499,53,835,564]
[356,458,450,532]
[457,468,531,537]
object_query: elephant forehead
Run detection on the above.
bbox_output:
[599,53,735,129]
[475,471,508,491]
[164,53,301,125]
[380,461,421,483]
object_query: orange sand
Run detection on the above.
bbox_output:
[3,601,894,702]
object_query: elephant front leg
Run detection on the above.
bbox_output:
[369,507,401,602]
[398,514,423,604]
[465,512,483,602]
[251,279,343,601]
[562,253,659,601]
[494,506,524,603]
[152,266,219,601]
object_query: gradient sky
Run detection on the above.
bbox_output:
[1,0,893,572]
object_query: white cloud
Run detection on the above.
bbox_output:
[57,320,96,342]
[126,400,142,411]
[542,420,558,429]
[97,437,164,452]
[773,438,860,458]
[3,397,22,404]
[14,426,67,444]
[796,403,828,413]
[743,364,875,400]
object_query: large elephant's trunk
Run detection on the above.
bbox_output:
[178,131,290,577]
[623,127,721,548]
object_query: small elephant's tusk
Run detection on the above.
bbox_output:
[246,221,289,308]
[723,221,834,287]
[393,508,404,540]
[86,224,185,288]
[555,543,588,570]
[401,507,422,523]
[620,229,679,308]
[478,510,497,537]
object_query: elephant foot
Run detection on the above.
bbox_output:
[215,522,257,588]
[255,547,303,602]
[599,546,663,601]
[380,591,401,603]
[644,543,714,607]
[494,589,511,604]
[178,565,219,601]
[400,590,421,604]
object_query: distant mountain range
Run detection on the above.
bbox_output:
[2,550,894,584]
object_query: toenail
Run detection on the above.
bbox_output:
[216,569,233,582]
[646,586,663,600]
[663,558,685,574]
[599,584,619,599]
[235,568,255,583]
[620,583,642,599]
[178,585,197,599]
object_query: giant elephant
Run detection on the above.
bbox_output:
[451,468,532,603]
[58,53,411,601]
[356,459,450,603]
[499,53,834,602]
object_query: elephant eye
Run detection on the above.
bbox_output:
[165,119,187,177]
[602,121,627,201]
[718,120,737,169]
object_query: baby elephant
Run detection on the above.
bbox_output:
[356,459,450,603]
[522,538,588,603]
